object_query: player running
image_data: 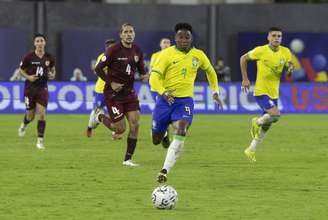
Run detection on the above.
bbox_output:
[240,27,294,162]
[149,37,171,148]
[94,23,148,167]
[18,33,56,150]
[86,38,121,140]
[149,23,223,183]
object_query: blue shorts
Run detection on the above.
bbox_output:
[152,96,194,133]
[254,95,278,113]
[93,91,106,109]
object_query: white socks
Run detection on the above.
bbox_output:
[162,135,185,173]
[88,110,95,128]
[248,128,266,152]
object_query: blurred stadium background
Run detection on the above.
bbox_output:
[0,0,327,114]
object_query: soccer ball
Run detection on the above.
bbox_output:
[151,185,178,209]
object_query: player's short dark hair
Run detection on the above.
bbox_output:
[33,33,46,41]
[120,23,134,33]
[268,27,282,33]
[174,23,193,34]
[105,39,116,46]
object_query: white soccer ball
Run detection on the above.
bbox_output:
[151,185,178,209]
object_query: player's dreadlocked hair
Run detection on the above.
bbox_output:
[268,27,282,33]
[33,33,46,41]
[174,23,193,34]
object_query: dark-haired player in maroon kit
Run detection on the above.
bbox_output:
[18,33,56,150]
[94,23,148,166]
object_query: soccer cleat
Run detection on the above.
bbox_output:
[88,110,99,129]
[244,148,256,162]
[122,159,139,167]
[18,125,26,137]
[86,127,92,137]
[161,133,170,149]
[250,117,261,139]
[157,169,168,183]
[36,138,45,150]
[93,108,104,125]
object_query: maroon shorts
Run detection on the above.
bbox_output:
[24,87,48,110]
[105,92,140,123]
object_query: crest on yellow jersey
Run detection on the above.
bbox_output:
[192,58,199,68]
[280,58,285,65]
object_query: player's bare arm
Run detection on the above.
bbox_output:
[48,67,56,80]
[285,61,294,77]
[240,53,251,93]
[19,68,39,82]
[140,73,149,82]
[110,82,124,92]
[162,89,175,105]
[212,92,223,110]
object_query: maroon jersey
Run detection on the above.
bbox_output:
[20,51,55,90]
[95,42,146,100]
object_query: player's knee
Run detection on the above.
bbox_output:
[175,127,187,136]
[271,115,280,123]
[151,132,162,145]
[26,114,35,121]
[130,119,140,130]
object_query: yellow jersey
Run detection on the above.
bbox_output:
[149,46,219,97]
[248,44,292,99]
[94,53,107,93]
[149,51,161,70]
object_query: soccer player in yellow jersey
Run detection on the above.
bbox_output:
[149,23,223,183]
[86,39,116,137]
[240,27,294,162]
[149,37,171,148]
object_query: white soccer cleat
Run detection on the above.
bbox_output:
[36,138,45,150]
[88,109,99,129]
[122,159,139,167]
[18,123,26,137]
[93,108,104,125]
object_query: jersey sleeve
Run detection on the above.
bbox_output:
[137,49,146,75]
[151,50,169,76]
[199,51,219,92]
[20,54,30,70]
[149,51,169,95]
[248,46,263,61]
[94,48,113,82]
[95,53,104,67]
[285,48,292,63]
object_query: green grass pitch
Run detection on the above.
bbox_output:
[0,114,327,220]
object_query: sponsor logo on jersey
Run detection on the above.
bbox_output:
[134,55,139,62]
[117,57,128,60]
[32,62,41,65]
